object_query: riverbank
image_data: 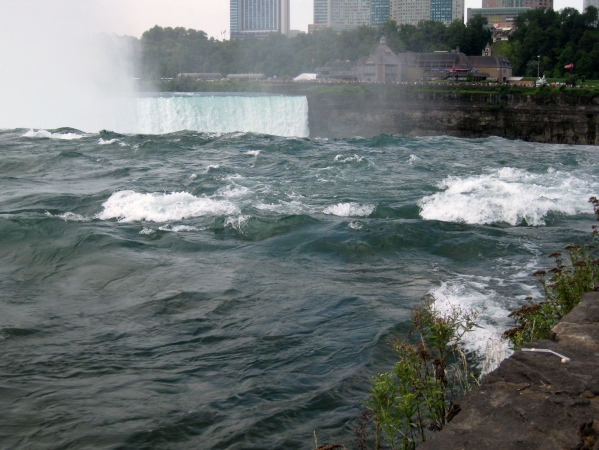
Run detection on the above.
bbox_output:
[420,291,599,450]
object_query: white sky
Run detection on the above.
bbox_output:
[102,0,583,39]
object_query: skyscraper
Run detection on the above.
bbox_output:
[371,0,391,25]
[230,0,290,38]
[584,0,599,8]
[391,0,430,25]
[314,0,328,24]
[327,0,371,30]
[391,0,462,25]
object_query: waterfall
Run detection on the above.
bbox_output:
[131,94,309,137]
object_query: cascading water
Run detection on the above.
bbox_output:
[133,94,310,137]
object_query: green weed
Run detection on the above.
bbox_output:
[362,296,480,450]
[503,197,599,349]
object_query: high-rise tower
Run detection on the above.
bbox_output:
[391,0,462,25]
[314,0,328,24]
[327,0,371,30]
[230,0,290,38]
[371,0,391,25]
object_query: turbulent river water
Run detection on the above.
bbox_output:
[1,94,598,449]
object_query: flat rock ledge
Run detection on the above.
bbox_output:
[420,292,599,450]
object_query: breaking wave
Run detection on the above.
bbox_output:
[323,202,375,217]
[97,190,239,223]
[23,129,85,140]
[419,167,598,225]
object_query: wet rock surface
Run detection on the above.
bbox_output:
[420,292,599,450]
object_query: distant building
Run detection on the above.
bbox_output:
[371,0,391,25]
[467,7,529,28]
[230,0,290,39]
[391,0,463,26]
[352,36,511,82]
[293,73,318,81]
[469,56,512,81]
[314,0,329,25]
[178,73,223,80]
[391,0,430,26]
[308,23,330,33]
[327,0,371,30]
[227,73,266,80]
[482,0,551,9]
[315,61,358,81]
[583,0,599,9]
[309,0,391,31]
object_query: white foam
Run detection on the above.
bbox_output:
[44,211,89,221]
[419,167,598,226]
[255,200,307,215]
[58,212,89,222]
[97,190,239,223]
[22,129,84,140]
[334,154,365,163]
[407,154,420,165]
[348,221,363,230]
[225,215,250,231]
[98,138,119,145]
[427,280,513,361]
[246,150,260,156]
[323,202,375,217]
[158,224,198,232]
[139,227,155,235]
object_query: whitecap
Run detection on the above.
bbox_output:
[139,227,155,235]
[407,154,420,165]
[98,138,119,145]
[225,215,250,231]
[334,154,365,163]
[58,212,89,222]
[323,202,375,217]
[419,167,598,226]
[97,191,239,223]
[158,224,198,232]
[246,150,260,156]
[22,129,84,140]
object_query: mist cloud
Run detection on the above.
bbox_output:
[0,1,135,131]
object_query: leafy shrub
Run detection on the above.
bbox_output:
[362,296,480,450]
[503,197,599,349]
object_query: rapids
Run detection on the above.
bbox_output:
[1,122,598,448]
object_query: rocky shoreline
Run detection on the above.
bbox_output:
[419,291,599,450]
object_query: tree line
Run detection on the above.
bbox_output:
[495,6,599,80]
[132,5,599,81]
[134,16,491,80]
